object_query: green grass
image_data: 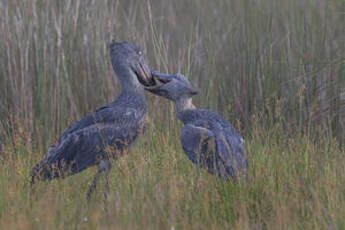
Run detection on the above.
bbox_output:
[1,124,345,229]
[0,0,345,229]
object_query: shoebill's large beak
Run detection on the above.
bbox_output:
[145,70,173,88]
[135,57,154,87]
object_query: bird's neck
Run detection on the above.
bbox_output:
[118,70,146,96]
[121,83,145,96]
[174,97,196,120]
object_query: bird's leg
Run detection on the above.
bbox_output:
[103,160,111,214]
[86,159,109,201]
[216,159,230,181]
[86,168,103,201]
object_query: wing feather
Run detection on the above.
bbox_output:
[33,107,142,181]
[180,122,245,180]
[180,124,217,171]
[59,106,139,141]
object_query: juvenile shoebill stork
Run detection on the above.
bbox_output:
[31,42,153,199]
[145,71,247,180]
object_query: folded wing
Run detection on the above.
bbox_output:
[180,121,246,180]
[31,106,142,182]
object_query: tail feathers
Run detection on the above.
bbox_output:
[30,160,55,185]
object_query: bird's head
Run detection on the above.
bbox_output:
[109,41,153,88]
[145,70,198,101]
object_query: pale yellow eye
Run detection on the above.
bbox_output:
[138,51,142,55]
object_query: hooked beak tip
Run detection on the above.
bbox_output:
[191,90,198,96]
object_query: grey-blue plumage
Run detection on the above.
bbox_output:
[31,42,152,199]
[146,72,247,180]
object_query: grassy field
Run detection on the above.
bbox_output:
[0,0,345,229]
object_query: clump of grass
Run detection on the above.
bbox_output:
[0,119,345,229]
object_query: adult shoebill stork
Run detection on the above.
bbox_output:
[145,71,247,181]
[31,42,153,200]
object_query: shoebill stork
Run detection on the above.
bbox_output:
[145,71,247,181]
[31,42,153,200]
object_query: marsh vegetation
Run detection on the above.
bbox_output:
[0,0,344,229]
